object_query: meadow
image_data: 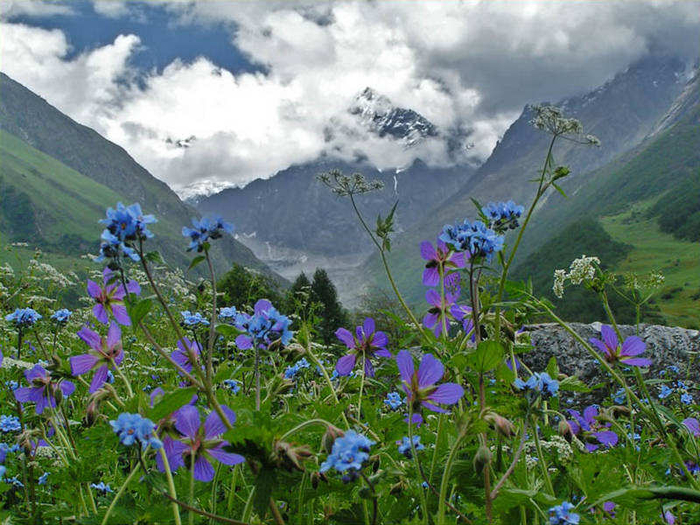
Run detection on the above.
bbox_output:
[1,106,698,525]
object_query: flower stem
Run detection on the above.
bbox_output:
[159,448,183,525]
[101,460,142,525]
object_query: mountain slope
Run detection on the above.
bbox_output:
[512,69,700,327]
[0,73,278,279]
[368,54,690,305]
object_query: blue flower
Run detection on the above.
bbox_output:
[219,306,238,320]
[91,481,113,493]
[439,219,504,261]
[5,308,42,328]
[0,415,21,433]
[100,202,156,242]
[38,472,49,485]
[681,393,693,405]
[182,216,234,252]
[96,230,140,263]
[109,413,162,449]
[482,200,524,233]
[384,392,403,410]
[4,475,23,488]
[548,501,580,524]
[284,364,300,380]
[223,379,241,394]
[5,381,18,391]
[180,311,210,327]
[296,358,310,369]
[50,309,72,323]
[320,430,374,481]
[514,372,559,399]
[658,385,674,399]
[612,388,626,404]
[234,299,293,350]
[397,436,424,458]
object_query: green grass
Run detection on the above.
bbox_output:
[601,200,700,328]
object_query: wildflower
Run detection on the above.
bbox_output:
[91,481,113,493]
[235,300,292,350]
[422,289,458,337]
[567,406,618,452]
[396,350,464,424]
[397,436,424,458]
[100,202,156,242]
[88,268,140,326]
[682,418,700,437]
[182,216,233,252]
[320,430,374,481]
[158,405,244,482]
[547,501,580,524]
[482,201,524,233]
[514,372,559,399]
[14,364,75,415]
[384,392,403,410]
[552,255,600,298]
[664,510,676,524]
[419,239,466,287]
[96,230,139,262]
[222,379,240,394]
[612,388,626,404]
[439,220,504,261]
[4,476,23,488]
[658,385,673,399]
[110,413,162,449]
[0,415,21,432]
[180,311,210,327]
[50,309,72,323]
[0,442,19,463]
[70,323,124,393]
[219,306,238,321]
[681,393,693,405]
[171,337,202,375]
[37,472,49,485]
[5,308,42,328]
[589,326,651,367]
[335,318,390,377]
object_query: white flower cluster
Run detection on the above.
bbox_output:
[523,435,575,468]
[553,255,601,298]
[318,169,384,197]
[27,259,77,288]
[623,270,665,292]
[530,105,600,146]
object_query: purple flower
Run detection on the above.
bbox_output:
[14,365,75,415]
[87,268,140,326]
[567,405,618,452]
[334,318,390,377]
[70,323,124,393]
[171,338,202,375]
[234,299,292,350]
[422,289,461,337]
[682,417,700,437]
[419,239,467,287]
[602,501,616,517]
[589,326,651,367]
[157,405,244,482]
[396,350,463,423]
[664,510,675,524]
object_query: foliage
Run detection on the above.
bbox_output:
[0,105,698,525]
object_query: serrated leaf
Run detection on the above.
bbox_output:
[144,251,164,264]
[558,376,591,392]
[546,356,559,378]
[148,387,197,421]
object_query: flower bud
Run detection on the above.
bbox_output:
[558,420,573,442]
[473,445,492,474]
[322,425,344,454]
[484,411,516,438]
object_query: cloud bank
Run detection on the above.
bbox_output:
[1,0,698,196]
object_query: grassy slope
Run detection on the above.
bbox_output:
[601,201,700,328]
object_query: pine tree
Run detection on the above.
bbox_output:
[286,272,312,318]
[217,263,282,310]
[310,268,347,343]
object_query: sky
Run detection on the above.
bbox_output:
[1,0,698,197]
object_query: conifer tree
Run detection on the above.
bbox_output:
[310,268,347,343]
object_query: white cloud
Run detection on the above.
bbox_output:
[0,0,74,19]
[92,1,131,18]
[1,1,699,196]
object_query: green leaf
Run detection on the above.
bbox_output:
[546,356,559,378]
[558,376,592,393]
[148,387,197,421]
[128,298,152,327]
[215,323,242,338]
[144,251,164,264]
[467,340,504,373]
[551,182,568,197]
[188,255,206,271]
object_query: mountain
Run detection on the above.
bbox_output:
[367,54,691,305]
[0,73,279,281]
[196,90,475,303]
[512,67,700,328]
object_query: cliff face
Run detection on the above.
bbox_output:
[523,322,700,404]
